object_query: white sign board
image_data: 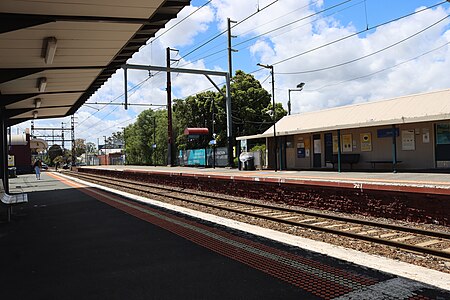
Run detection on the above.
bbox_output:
[402,130,415,151]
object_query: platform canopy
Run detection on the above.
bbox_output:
[184,128,209,135]
[0,0,190,126]
[237,88,450,140]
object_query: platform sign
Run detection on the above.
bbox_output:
[360,133,372,152]
[402,130,415,151]
[377,128,399,138]
[342,134,352,152]
[8,155,14,167]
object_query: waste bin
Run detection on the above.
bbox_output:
[239,152,255,171]
[8,167,17,178]
[244,157,255,171]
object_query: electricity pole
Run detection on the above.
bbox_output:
[227,17,237,167]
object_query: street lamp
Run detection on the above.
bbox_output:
[103,136,107,165]
[288,82,305,115]
[257,63,278,172]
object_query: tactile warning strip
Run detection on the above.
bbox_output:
[75,185,388,300]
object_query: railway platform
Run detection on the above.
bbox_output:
[81,165,450,194]
[1,172,449,299]
[78,166,450,226]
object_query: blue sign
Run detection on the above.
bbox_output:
[187,149,206,165]
[377,128,399,138]
[297,148,305,158]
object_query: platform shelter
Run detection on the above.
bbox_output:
[237,89,450,172]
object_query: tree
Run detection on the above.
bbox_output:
[74,138,86,157]
[124,109,167,165]
[173,70,286,149]
[86,142,96,154]
[48,144,63,164]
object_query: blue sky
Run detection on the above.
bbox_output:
[16,0,450,148]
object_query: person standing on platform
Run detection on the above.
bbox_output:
[33,159,42,180]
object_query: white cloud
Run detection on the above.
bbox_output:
[14,1,450,143]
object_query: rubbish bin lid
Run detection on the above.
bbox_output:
[239,152,253,162]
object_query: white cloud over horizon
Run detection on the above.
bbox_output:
[17,0,450,145]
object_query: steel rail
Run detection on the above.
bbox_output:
[67,171,450,259]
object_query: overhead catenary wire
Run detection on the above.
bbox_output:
[270,1,448,67]
[276,13,450,74]
[306,40,450,92]
[180,0,357,68]
[179,0,279,60]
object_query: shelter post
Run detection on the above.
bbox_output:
[0,108,9,193]
[337,129,342,173]
[392,124,398,173]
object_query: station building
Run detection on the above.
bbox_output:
[237,89,450,171]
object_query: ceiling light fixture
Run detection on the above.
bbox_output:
[32,111,38,119]
[38,77,47,92]
[44,37,57,64]
[34,98,42,108]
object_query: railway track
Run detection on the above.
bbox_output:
[65,170,450,260]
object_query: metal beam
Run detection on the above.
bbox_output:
[0,13,168,34]
[1,91,85,105]
[123,64,228,77]
[122,63,234,167]
[204,75,226,99]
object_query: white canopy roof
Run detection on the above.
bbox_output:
[237,88,450,140]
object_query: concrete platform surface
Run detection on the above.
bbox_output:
[1,172,449,299]
[82,165,450,194]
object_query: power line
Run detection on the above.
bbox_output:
[180,0,362,69]
[233,0,353,49]
[78,76,151,126]
[276,14,450,74]
[77,76,152,135]
[271,1,448,67]
[149,0,212,44]
[306,40,450,91]
[179,0,279,60]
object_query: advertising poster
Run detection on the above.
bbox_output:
[314,139,322,154]
[304,138,310,157]
[436,123,450,144]
[422,128,430,143]
[297,148,305,158]
[333,135,338,153]
[8,155,14,167]
[360,133,372,152]
[402,130,415,151]
[342,134,352,152]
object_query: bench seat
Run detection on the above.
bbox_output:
[1,181,28,222]
[327,154,360,169]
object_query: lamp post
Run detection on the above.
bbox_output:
[103,136,107,165]
[288,82,305,115]
[257,63,278,172]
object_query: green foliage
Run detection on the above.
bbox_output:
[124,109,167,165]
[48,144,63,163]
[74,138,86,158]
[250,144,266,152]
[123,70,286,165]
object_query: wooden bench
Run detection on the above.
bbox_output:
[328,154,360,169]
[367,160,402,169]
[1,181,28,222]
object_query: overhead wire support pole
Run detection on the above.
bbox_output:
[124,66,128,110]
[122,63,233,167]
[227,17,237,168]
[167,47,174,167]
[227,18,238,77]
